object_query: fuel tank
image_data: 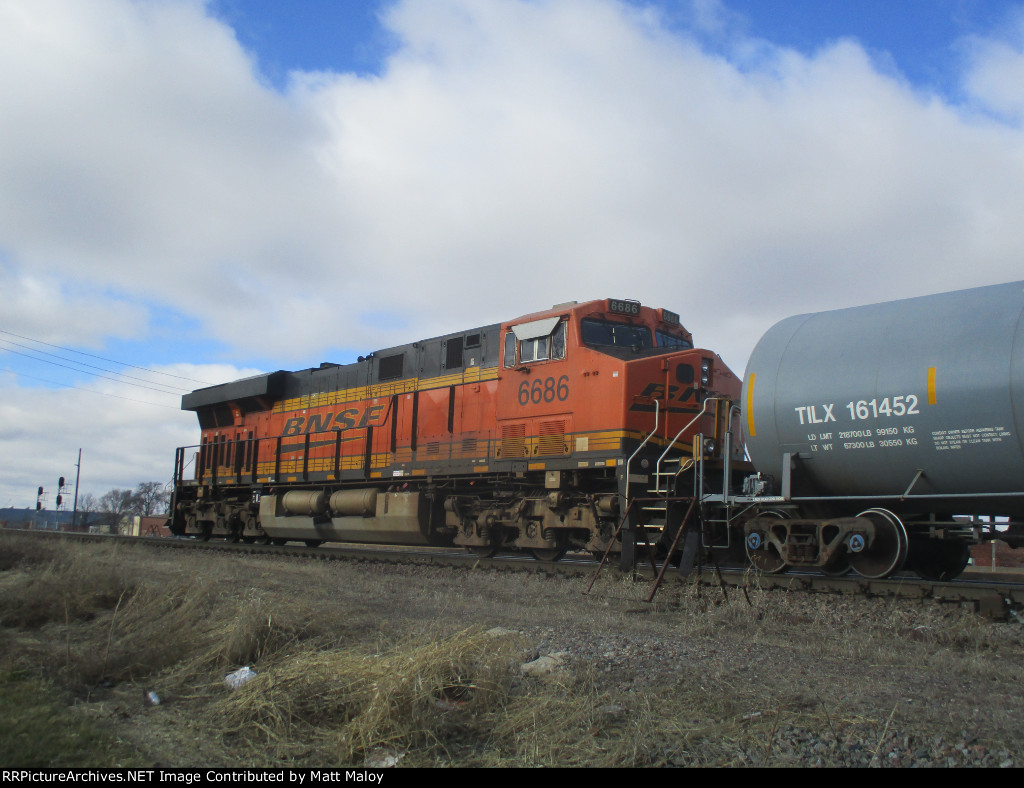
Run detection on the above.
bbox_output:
[742,281,1024,515]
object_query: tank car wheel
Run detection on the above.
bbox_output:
[911,539,971,582]
[819,552,851,577]
[745,510,789,574]
[242,536,256,544]
[467,546,499,559]
[532,547,568,562]
[745,541,787,574]
[272,538,288,546]
[849,509,908,579]
[304,539,323,548]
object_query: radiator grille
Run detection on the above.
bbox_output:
[538,420,567,455]
[501,424,526,458]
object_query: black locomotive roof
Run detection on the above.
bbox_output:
[181,322,502,411]
[181,370,288,411]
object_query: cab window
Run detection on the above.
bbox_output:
[504,318,567,366]
[503,331,517,368]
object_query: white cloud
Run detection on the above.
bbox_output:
[0,363,259,508]
[3,0,1024,505]
[961,11,1024,123]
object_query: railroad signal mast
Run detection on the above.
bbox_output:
[56,476,67,510]
[32,449,82,531]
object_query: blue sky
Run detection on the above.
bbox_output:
[212,1,1016,93]
[2,0,1024,506]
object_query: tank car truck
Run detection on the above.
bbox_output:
[169,298,744,562]
[722,280,1024,581]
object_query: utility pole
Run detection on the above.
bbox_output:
[72,449,82,530]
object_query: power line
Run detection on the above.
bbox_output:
[0,337,190,394]
[0,367,183,409]
[0,343,189,396]
[0,328,216,386]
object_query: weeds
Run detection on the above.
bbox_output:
[212,628,523,765]
[0,669,143,768]
[3,530,1024,767]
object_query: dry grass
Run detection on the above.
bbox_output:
[0,543,132,629]
[3,530,1024,767]
[212,628,522,765]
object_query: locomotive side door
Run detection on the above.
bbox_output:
[495,316,573,465]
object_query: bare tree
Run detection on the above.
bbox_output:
[132,481,170,517]
[98,488,136,534]
[75,493,102,531]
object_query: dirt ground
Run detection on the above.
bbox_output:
[2,531,1024,768]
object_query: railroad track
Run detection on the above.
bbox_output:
[5,527,1023,619]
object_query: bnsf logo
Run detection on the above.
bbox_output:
[629,383,699,411]
[281,404,387,437]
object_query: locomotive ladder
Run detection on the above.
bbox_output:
[585,494,698,602]
[591,398,725,600]
[633,398,718,547]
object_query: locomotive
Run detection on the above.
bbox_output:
[169,283,1024,581]
[169,298,744,562]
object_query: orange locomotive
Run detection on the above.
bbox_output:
[169,298,744,561]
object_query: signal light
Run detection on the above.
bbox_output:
[59,477,65,488]
[38,486,44,496]
[56,495,63,507]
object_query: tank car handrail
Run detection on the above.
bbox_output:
[787,491,1024,502]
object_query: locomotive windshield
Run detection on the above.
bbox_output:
[581,318,653,349]
[581,318,694,356]
[657,330,693,349]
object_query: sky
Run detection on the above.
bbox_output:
[3,0,1024,509]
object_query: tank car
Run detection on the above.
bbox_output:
[728,280,1024,580]
[169,298,744,562]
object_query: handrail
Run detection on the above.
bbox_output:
[653,397,722,494]
[622,399,659,508]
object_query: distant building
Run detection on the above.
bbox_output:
[0,507,106,532]
[971,540,1024,568]
[131,515,172,537]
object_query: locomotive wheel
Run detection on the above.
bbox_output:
[912,539,971,582]
[849,509,908,579]
[468,546,499,559]
[304,539,323,548]
[532,547,568,562]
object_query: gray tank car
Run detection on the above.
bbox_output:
[732,281,1024,580]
